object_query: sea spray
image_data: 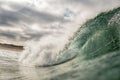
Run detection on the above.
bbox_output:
[19,35,79,66]
[19,8,120,66]
[17,0,120,67]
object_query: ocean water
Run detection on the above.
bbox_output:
[0,7,120,80]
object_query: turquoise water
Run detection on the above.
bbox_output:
[53,7,120,80]
[0,7,120,80]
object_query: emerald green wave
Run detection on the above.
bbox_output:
[68,7,120,60]
[51,7,120,80]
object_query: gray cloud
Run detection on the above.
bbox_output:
[0,3,68,27]
[65,0,93,5]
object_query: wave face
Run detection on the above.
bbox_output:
[51,7,120,80]
[68,7,120,59]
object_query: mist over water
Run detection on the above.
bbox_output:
[0,0,120,80]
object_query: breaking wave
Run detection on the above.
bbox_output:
[19,7,120,69]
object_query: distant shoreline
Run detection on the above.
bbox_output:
[0,43,24,52]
